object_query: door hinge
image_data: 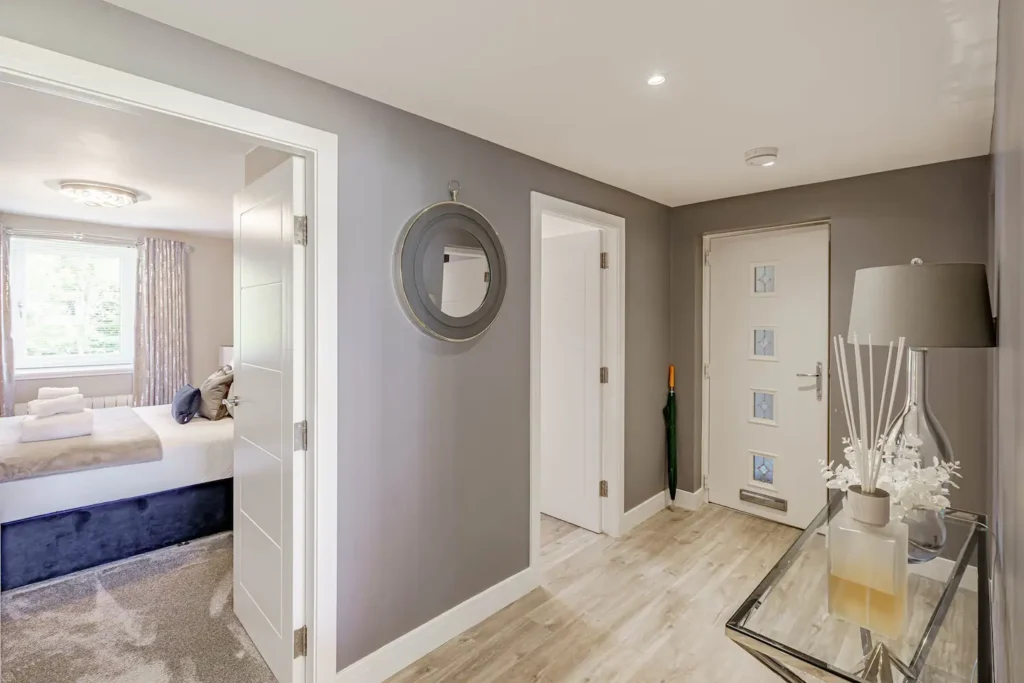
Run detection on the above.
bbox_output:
[484,271,491,283]
[599,480,609,498]
[293,626,308,658]
[703,363,710,379]
[704,249,711,266]
[600,252,609,269]
[703,474,708,491]
[600,366,609,384]
[293,420,308,451]
[294,215,308,246]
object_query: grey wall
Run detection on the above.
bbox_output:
[0,0,671,669]
[990,0,1023,678]
[1,213,234,402]
[669,157,992,514]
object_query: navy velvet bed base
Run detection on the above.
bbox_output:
[0,478,233,591]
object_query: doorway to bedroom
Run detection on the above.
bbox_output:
[0,66,324,683]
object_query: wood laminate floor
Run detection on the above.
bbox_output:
[389,505,800,683]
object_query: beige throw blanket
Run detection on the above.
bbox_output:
[0,407,163,483]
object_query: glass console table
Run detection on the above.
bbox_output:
[726,494,991,683]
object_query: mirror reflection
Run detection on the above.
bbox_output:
[423,225,491,317]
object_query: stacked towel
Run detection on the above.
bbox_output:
[18,389,93,443]
[21,410,95,443]
[27,393,86,417]
[37,386,81,399]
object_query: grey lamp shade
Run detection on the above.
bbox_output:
[847,263,995,348]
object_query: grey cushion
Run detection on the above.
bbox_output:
[171,385,202,425]
[198,368,234,421]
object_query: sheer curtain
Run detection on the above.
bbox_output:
[133,237,189,406]
[0,228,13,416]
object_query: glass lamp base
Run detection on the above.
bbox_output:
[905,508,947,564]
[885,348,952,562]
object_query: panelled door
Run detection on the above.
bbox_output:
[233,156,306,682]
[706,224,829,529]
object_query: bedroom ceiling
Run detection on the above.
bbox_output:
[0,79,256,235]
[105,0,998,206]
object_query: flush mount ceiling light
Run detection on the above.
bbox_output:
[58,181,139,208]
[647,73,667,86]
[745,147,779,167]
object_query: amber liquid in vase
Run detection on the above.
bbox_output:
[827,504,908,639]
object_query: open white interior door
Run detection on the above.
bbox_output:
[233,156,306,683]
[540,229,603,533]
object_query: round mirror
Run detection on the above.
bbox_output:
[421,224,490,317]
[394,198,507,342]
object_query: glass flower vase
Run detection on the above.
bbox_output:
[828,486,908,639]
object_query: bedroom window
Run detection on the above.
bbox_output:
[10,238,137,372]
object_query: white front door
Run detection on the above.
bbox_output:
[233,156,305,682]
[707,224,829,529]
[540,229,602,533]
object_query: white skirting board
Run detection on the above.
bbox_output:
[621,490,671,534]
[336,567,539,683]
[672,487,707,512]
[621,487,708,535]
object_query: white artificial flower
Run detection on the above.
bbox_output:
[820,436,961,515]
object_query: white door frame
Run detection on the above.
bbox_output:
[529,192,625,567]
[700,221,830,508]
[0,38,339,683]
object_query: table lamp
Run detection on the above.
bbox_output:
[847,259,995,560]
[848,259,995,463]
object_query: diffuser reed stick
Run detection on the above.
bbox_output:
[832,335,906,493]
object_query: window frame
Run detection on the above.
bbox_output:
[10,237,137,373]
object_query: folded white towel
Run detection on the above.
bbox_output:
[37,387,81,400]
[27,393,86,417]
[20,409,94,443]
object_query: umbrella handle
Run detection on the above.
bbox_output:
[668,365,675,391]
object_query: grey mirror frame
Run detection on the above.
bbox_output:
[393,199,507,342]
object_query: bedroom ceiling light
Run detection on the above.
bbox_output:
[647,73,667,86]
[58,181,139,208]
[745,147,779,167]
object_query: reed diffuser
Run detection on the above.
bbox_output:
[827,334,909,639]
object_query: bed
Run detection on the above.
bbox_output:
[0,405,234,590]
[0,405,233,523]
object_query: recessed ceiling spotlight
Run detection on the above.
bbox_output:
[647,73,667,86]
[745,147,779,167]
[57,181,139,208]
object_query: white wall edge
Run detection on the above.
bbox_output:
[672,487,708,512]
[336,567,539,683]
[621,490,671,535]
[909,557,979,592]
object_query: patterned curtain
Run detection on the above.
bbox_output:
[133,237,189,406]
[0,229,13,417]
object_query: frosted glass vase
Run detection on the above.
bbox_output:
[828,487,909,639]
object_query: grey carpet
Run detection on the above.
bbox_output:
[1,532,277,683]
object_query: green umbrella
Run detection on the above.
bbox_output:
[663,365,677,502]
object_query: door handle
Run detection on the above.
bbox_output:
[796,362,824,401]
[223,397,240,407]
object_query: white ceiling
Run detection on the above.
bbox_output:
[106,0,998,206]
[0,80,256,235]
